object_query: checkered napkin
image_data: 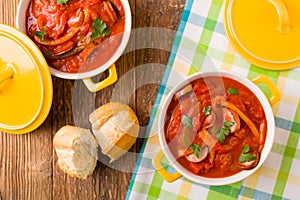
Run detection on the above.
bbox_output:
[126,0,300,199]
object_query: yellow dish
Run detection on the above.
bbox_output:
[0,24,52,134]
[223,0,300,70]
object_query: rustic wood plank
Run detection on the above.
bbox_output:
[0,121,54,199]
[0,0,18,26]
[135,0,185,149]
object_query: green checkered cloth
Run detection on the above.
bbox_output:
[126,0,300,199]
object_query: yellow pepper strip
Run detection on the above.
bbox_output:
[34,28,80,46]
[83,9,91,25]
[222,101,260,138]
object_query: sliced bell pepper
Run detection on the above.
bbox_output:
[222,101,260,138]
[34,28,80,46]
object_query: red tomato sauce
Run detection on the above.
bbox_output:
[26,0,125,73]
[165,77,267,178]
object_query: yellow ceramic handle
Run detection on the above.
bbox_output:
[82,64,118,92]
[251,74,281,106]
[152,150,182,182]
[0,65,14,85]
[268,0,290,34]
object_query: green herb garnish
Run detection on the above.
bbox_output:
[91,18,111,41]
[224,120,234,127]
[216,128,227,143]
[227,87,238,95]
[56,0,69,5]
[182,115,193,129]
[238,145,256,163]
[241,145,250,153]
[216,120,234,143]
[190,143,201,158]
[34,27,46,41]
[202,106,211,116]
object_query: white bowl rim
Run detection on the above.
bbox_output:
[158,70,275,186]
[16,0,132,80]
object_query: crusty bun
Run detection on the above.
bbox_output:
[53,125,98,179]
[89,102,139,163]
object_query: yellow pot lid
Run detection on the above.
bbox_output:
[0,24,53,134]
[223,0,300,70]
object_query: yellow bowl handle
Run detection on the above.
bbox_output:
[152,150,182,182]
[82,64,117,93]
[251,74,281,106]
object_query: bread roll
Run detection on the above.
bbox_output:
[89,102,139,163]
[53,125,98,179]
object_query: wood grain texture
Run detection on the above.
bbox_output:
[0,0,185,199]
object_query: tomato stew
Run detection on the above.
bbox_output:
[165,76,267,178]
[26,0,125,73]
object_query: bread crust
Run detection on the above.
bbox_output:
[54,125,98,179]
[89,102,139,129]
[54,125,81,149]
[89,102,139,162]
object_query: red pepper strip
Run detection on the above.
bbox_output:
[37,15,47,31]
[34,28,80,46]
[111,0,125,17]
[222,101,260,138]
[79,9,92,35]
[87,7,98,20]
[103,1,117,24]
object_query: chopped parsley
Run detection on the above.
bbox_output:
[227,87,238,95]
[56,0,69,5]
[182,115,193,129]
[224,120,234,128]
[202,106,211,116]
[238,145,256,163]
[91,18,111,41]
[34,27,46,41]
[216,120,234,143]
[190,143,201,158]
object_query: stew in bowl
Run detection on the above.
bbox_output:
[154,71,280,185]
[26,0,125,73]
[17,0,131,83]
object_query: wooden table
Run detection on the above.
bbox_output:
[0,0,185,199]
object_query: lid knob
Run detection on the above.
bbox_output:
[0,60,14,86]
[268,0,290,34]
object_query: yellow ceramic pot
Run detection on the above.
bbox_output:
[223,0,300,70]
[0,24,52,134]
